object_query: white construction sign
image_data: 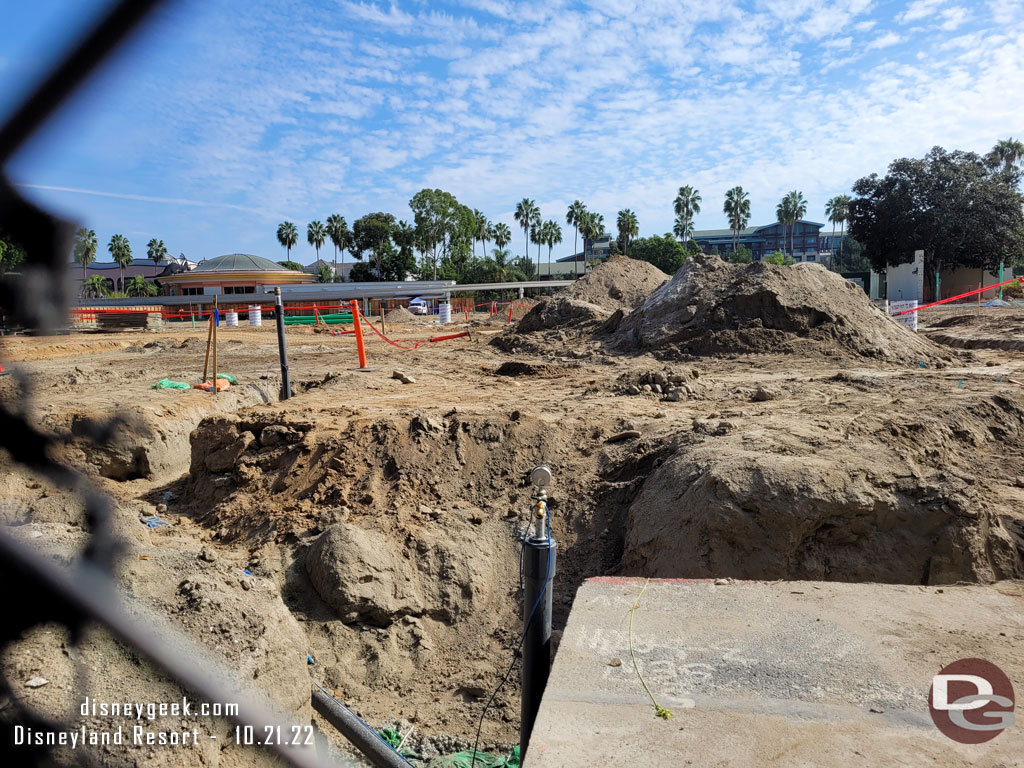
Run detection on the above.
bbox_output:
[889,300,919,332]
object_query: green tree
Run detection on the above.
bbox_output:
[125,275,157,297]
[410,188,469,279]
[472,209,490,258]
[764,250,795,265]
[72,227,97,284]
[724,245,753,264]
[82,275,109,298]
[352,212,397,279]
[630,234,687,274]
[492,222,511,251]
[514,198,539,270]
[673,186,701,242]
[825,195,851,271]
[1,232,26,276]
[277,260,303,271]
[542,219,562,276]
[787,190,807,254]
[566,200,587,278]
[276,221,298,259]
[723,186,750,252]
[513,255,536,280]
[307,220,327,263]
[146,237,168,266]
[616,209,639,255]
[391,220,418,280]
[108,234,132,292]
[988,137,1024,171]
[326,214,348,281]
[849,146,1024,278]
[349,261,376,281]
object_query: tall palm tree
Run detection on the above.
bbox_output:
[492,222,511,252]
[276,221,298,259]
[579,211,605,269]
[73,227,98,285]
[108,234,132,292]
[673,186,702,243]
[824,196,843,270]
[775,196,793,257]
[307,220,326,265]
[616,209,639,255]
[472,209,490,258]
[326,214,347,281]
[514,198,538,271]
[566,200,587,278]
[990,138,1024,170]
[787,190,807,256]
[83,275,108,298]
[673,215,692,244]
[832,194,851,269]
[723,187,751,252]
[146,238,168,266]
[542,219,562,275]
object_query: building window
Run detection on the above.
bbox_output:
[181,287,203,296]
[224,286,255,294]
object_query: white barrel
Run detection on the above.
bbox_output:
[248,305,262,326]
[439,303,451,323]
[224,310,238,327]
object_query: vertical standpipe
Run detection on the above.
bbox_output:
[520,479,556,760]
[274,287,291,399]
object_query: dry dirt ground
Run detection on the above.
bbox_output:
[1,257,1023,766]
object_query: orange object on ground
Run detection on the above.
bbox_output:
[194,379,230,392]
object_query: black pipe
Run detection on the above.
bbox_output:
[520,535,556,759]
[274,287,291,399]
[311,685,409,768]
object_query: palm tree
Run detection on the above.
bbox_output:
[531,209,543,267]
[616,209,639,255]
[824,196,843,270]
[542,219,562,276]
[73,227,98,285]
[787,190,807,256]
[566,200,587,278]
[990,138,1024,170]
[108,234,132,292]
[723,187,751,253]
[326,214,348,280]
[492,222,511,252]
[125,275,156,297]
[833,194,852,270]
[514,198,538,271]
[146,238,168,266]
[672,215,692,244]
[276,221,298,259]
[307,220,326,266]
[83,275,108,298]
[579,211,603,270]
[673,186,702,243]
[473,209,490,258]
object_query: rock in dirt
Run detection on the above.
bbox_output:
[24,677,49,688]
[611,254,947,364]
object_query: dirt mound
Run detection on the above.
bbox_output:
[514,297,612,333]
[562,255,669,311]
[612,254,948,363]
[385,306,418,322]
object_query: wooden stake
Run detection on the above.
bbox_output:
[212,295,219,396]
[202,302,214,382]
[380,305,386,335]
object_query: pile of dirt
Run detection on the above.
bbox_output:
[385,306,418,322]
[611,254,949,363]
[562,255,669,311]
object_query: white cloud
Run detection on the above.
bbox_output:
[897,0,948,24]
[866,31,902,49]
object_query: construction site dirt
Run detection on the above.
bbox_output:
[2,256,1023,766]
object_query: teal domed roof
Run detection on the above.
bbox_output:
[192,253,290,272]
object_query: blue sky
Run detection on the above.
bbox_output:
[2,0,1022,265]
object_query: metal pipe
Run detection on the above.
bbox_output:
[274,287,291,399]
[311,685,409,768]
[520,530,556,760]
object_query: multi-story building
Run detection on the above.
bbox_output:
[692,220,826,262]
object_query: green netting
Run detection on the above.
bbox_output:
[216,373,238,384]
[283,312,353,325]
[150,378,191,389]
[429,747,520,768]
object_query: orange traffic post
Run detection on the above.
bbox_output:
[507,302,514,323]
[350,299,368,369]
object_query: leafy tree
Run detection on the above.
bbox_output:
[616,209,638,255]
[83,275,108,298]
[988,137,1024,171]
[1,232,27,276]
[277,260,303,271]
[723,186,750,251]
[108,234,132,292]
[849,146,1024,278]
[824,195,847,269]
[326,214,348,281]
[514,198,539,269]
[316,264,333,283]
[276,221,298,259]
[307,220,327,262]
[724,245,753,264]
[542,219,562,275]
[630,234,687,274]
[566,200,587,278]
[513,255,536,280]
[673,186,701,242]
[72,227,97,283]
[146,237,168,265]
[125,275,157,297]
[837,236,870,272]
[348,261,376,281]
[764,250,795,265]
[390,220,418,280]
[410,189,470,279]
[352,212,397,279]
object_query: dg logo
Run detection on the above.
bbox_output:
[929,658,1015,744]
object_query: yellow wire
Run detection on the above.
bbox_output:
[628,578,673,720]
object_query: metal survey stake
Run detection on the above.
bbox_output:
[521,465,556,760]
[274,287,291,399]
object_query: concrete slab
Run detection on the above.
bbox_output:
[528,578,1024,767]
